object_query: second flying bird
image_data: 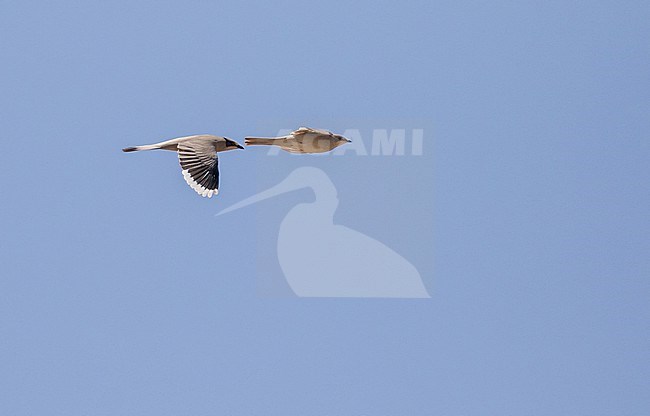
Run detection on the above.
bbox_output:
[245,127,351,154]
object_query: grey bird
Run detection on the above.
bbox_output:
[245,127,351,154]
[122,135,244,198]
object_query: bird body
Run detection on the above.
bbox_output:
[245,127,350,154]
[122,135,243,198]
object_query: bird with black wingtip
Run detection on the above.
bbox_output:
[122,134,243,198]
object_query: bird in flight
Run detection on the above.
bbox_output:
[245,127,351,154]
[122,135,243,198]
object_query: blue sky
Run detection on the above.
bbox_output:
[1,1,649,415]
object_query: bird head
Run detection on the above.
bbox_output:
[334,134,351,143]
[224,138,245,151]
[331,134,351,149]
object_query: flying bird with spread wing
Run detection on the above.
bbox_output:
[122,135,243,198]
[245,127,351,154]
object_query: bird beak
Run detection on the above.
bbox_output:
[344,137,352,143]
[237,143,245,150]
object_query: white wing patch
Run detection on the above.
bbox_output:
[182,169,218,198]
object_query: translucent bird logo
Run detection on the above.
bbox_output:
[217,167,430,298]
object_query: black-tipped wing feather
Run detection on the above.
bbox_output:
[177,139,219,198]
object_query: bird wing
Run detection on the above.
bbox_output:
[293,126,333,137]
[177,138,219,198]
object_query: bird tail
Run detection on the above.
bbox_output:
[122,144,160,152]
[245,137,281,146]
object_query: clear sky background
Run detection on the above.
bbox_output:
[1,1,649,415]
